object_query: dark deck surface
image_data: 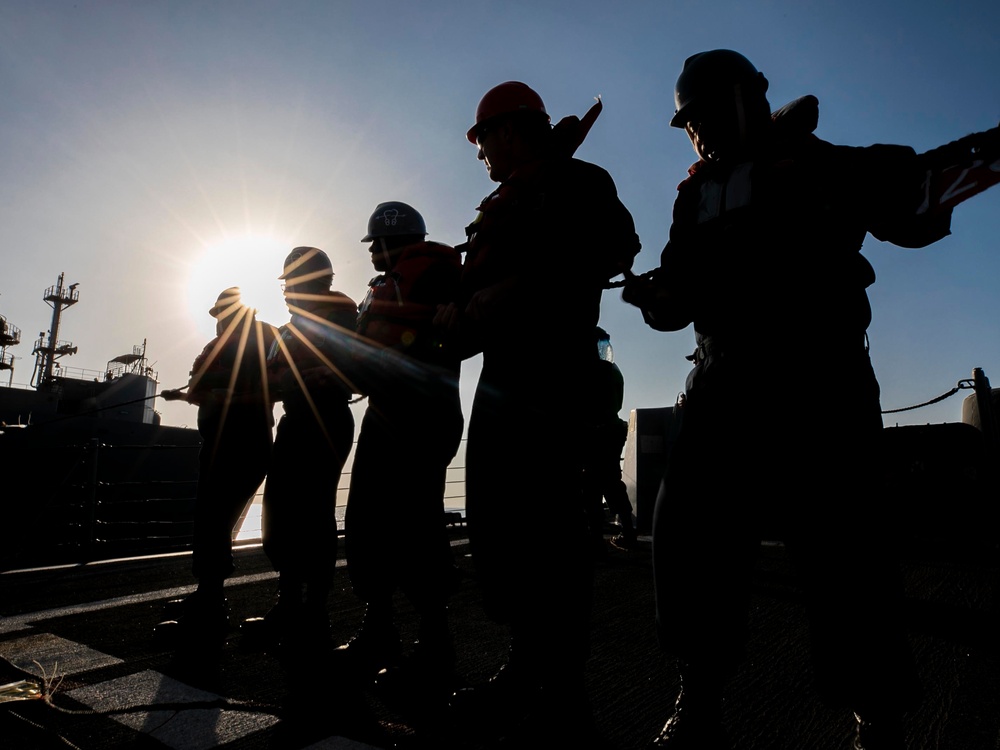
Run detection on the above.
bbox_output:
[1,529,997,749]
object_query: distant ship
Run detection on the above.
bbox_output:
[0,273,204,571]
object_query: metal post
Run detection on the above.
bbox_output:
[972,368,999,451]
[83,438,100,561]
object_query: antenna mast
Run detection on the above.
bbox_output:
[31,273,79,387]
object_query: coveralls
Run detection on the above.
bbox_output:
[459,149,640,680]
[187,311,277,583]
[263,290,357,600]
[346,240,464,637]
[635,96,953,717]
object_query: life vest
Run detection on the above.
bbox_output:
[267,291,358,404]
[356,241,460,367]
[187,314,276,406]
[460,97,639,294]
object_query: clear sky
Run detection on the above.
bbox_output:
[1,1,997,432]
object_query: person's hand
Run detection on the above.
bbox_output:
[620,271,658,309]
[161,388,185,402]
[434,302,460,331]
[621,270,691,331]
[464,279,517,322]
[463,290,491,322]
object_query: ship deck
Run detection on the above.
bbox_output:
[1,528,997,749]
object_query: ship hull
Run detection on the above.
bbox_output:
[1,415,203,571]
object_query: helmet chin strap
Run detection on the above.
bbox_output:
[377,237,393,270]
[733,83,747,144]
[705,84,749,164]
[375,237,404,305]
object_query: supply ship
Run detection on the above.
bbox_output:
[0,273,203,571]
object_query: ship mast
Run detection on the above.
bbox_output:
[0,306,21,388]
[31,273,80,388]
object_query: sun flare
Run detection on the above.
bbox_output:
[187,235,293,336]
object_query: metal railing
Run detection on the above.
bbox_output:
[1,435,468,570]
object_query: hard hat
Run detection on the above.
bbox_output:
[361,201,427,242]
[279,246,333,283]
[467,81,549,144]
[209,287,243,319]
[670,49,766,128]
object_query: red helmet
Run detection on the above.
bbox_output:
[467,81,549,144]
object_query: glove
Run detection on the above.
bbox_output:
[620,271,659,309]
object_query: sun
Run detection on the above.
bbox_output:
[187,235,292,337]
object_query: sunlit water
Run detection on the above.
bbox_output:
[231,438,468,541]
[234,467,467,542]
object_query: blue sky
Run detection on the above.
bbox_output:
[1,1,997,431]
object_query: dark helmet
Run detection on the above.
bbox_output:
[670,49,767,128]
[467,81,549,144]
[361,201,427,242]
[279,246,333,283]
[209,287,244,320]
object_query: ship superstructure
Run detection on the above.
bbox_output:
[1,274,162,429]
[0,273,203,570]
